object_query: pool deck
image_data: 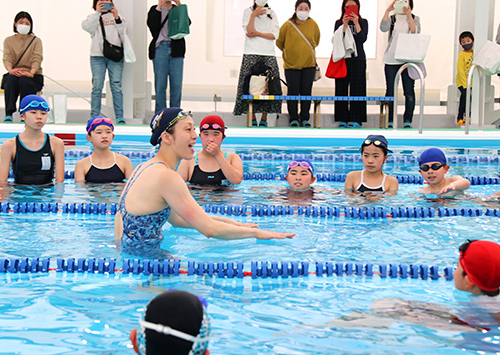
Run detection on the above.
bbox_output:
[1,123,499,148]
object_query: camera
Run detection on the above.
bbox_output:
[266,8,272,15]
[394,0,409,15]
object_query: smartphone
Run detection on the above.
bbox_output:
[394,0,408,15]
[101,2,113,11]
[345,5,359,18]
[266,8,272,15]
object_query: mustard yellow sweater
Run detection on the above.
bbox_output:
[276,18,320,70]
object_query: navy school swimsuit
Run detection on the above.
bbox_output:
[189,152,229,186]
[12,133,55,185]
[85,153,126,183]
[118,162,171,250]
[356,170,387,193]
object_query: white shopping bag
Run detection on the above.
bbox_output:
[394,33,431,63]
[474,41,500,75]
[249,75,267,95]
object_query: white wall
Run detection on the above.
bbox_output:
[0,0,499,95]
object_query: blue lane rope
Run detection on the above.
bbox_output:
[0,257,454,281]
[6,171,500,186]
[241,94,395,102]
[1,201,499,219]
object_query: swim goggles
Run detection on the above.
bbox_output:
[20,100,50,113]
[287,161,314,175]
[87,116,114,133]
[459,239,477,257]
[419,163,445,172]
[200,123,225,132]
[363,139,386,148]
[155,110,192,132]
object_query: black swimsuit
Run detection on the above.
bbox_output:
[12,134,55,185]
[356,171,387,193]
[85,153,126,183]
[189,152,229,186]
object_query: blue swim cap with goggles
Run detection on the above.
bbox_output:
[19,94,50,115]
[287,158,314,176]
[137,290,211,355]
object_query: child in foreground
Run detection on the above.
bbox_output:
[0,94,65,184]
[344,135,399,195]
[417,148,470,195]
[130,290,211,355]
[74,116,133,183]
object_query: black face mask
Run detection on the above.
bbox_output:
[462,43,473,51]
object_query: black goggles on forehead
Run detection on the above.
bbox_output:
[419,163,445,172]
[459,239,477,256]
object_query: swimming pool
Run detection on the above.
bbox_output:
[1,141,500,354]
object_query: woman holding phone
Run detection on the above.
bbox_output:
[82,0,127,125]
[334,0,368,129]
[380,0,420,129]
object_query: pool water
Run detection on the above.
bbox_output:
[1,145,500,354]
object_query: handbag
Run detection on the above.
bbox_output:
[99,15,124,62]
[394,33,431,63]
[168,4,190,40]
[249,75,268,95]
[1,36,36,90]
[267,71,283,95]
[325,56,347,79]
[474,40,500,75]
[288,20,321,81]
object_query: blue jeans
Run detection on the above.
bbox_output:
[90,56,124,119]
[153,41,184,113]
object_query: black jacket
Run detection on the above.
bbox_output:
[147,5,189,59]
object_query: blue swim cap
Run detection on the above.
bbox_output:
[418,148,447,166]
[19,94,50,115]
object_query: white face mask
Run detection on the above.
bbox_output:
[296,11,309,21]
[17,24,30,35]
[255,0,267,7]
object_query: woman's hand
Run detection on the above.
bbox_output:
[342,14,350,28]
[252,6,267,18]
[386,0,397,13]
[110,4,119,19]
[20,70,34,78]
[246,30,260,38]
[9,68,24,77]
[350,13,359,25]
[403,4,412,17]
[96,0,107,13]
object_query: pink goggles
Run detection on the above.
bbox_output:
[200,123,225,132]
[287,160,314,175]
[86,116,114,133]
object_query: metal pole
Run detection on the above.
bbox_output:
[465,64,484,135]
[393,63,425,133]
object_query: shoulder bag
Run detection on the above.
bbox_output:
[1,36,36,89]
[99,15,124,62]
[168,4,190,40]
[287,20,321,81]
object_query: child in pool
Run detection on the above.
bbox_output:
[177,115,243,186]
[344,135,399,195]
[74,116,133,183]
[114,108,294,253]
[285,158,316,198]
[0,94,65,185]
[417,148,470,195]
[130,290,211,355]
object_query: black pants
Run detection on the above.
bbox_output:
[3,74,44,116]
[284,67,315,123]
[384,64,415,123]
[457,86,470,121]
[334,59,367,123]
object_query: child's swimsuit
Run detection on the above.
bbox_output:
[12,133,54,185]
[118,162,171,249]
[189,152,228,185]
[85,153,126,183]
[356,170,387,193]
